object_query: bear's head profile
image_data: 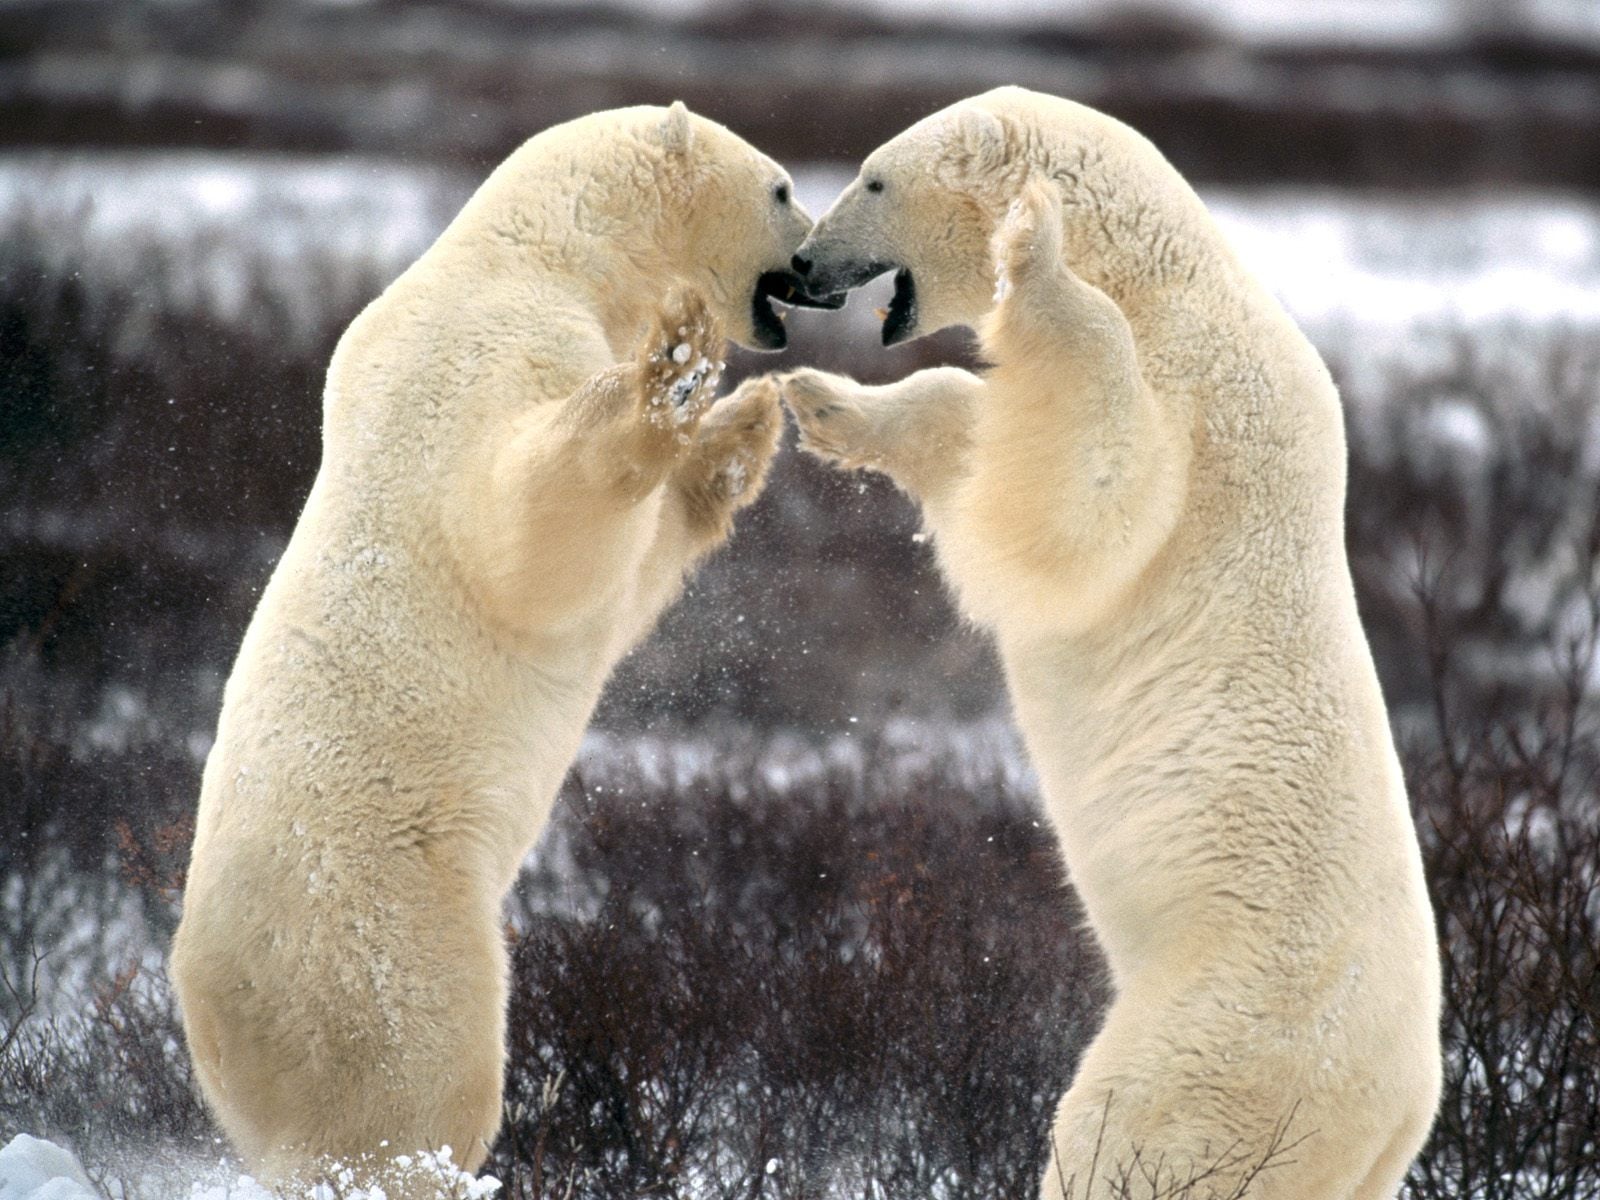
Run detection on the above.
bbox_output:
[791,91,1032,346]
[455,101,834,352]
[793,87,1214,346]
[641,102,845,350]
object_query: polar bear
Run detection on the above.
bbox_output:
[168,103,823,1194]
[778,87,1441,1199]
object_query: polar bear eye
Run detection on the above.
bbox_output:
[865,179,885,194]
[773,182,790,205]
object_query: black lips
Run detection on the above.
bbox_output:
[881,268,917,346]
[750,270,848,351]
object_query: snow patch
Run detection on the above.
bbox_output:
[0,1136,98,1200]
[0,1137,502,1200]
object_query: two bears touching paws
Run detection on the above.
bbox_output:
[598,288,781,538]
[170,89,1442,1200]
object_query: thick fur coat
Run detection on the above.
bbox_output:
[780,86,1442,1200]
[169,103,812,1195]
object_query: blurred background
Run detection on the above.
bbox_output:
[4,2,1600,1197]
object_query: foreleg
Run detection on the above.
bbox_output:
[956,181,1191,633]
[779,365,983,508]
[611,374,786,652]
[468,291,724,634]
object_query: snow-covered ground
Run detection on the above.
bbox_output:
[0,1136,98,1200]
[0,154,467,356]
[0,1134,500,1200]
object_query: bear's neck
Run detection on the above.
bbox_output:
[538,235,671,360]
[1032,137,1238,313]
[443,167,675,361]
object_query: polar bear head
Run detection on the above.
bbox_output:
[463,102,834,351]
[789,91,1033,345]
[793,88,1211,345]
[635,102,842,349]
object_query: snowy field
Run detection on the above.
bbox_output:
[0,1132,499,1200]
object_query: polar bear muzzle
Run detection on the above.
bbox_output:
[788,250,916,346]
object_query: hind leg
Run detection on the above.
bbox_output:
[1045,1087,1318,1200]
[1040,1001,1316,1200]
[1349,1103,1436,1200]
[176,872,508,1190]
[1044,1004,1431,1200]
[1044,1088,1284,1200]
[285,899,506,1179]
[1039,1015,1262,1200]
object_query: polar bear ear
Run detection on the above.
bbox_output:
[657,101,694,157]
[950,107,1010,175]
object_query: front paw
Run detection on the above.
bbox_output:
[779,368,880,470]
[698,376,783,504]
[641,289,725,431]
[991,179,1062,305]
[674,375,783,533]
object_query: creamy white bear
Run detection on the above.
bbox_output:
[169,103,818,1194]
[780,87,1441,1199]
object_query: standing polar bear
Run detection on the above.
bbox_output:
[781,87,1441,1199]
[170,103,822,1194]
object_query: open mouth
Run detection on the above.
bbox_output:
[751,271,848,351]
[880,268,917,347]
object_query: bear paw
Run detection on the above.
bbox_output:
[991,179,1062,302]
[702,376,783,497]
[641,290,725,429]
[781,368,879,469]
[676,375,783,531]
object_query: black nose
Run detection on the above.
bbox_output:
[790,253,812,276]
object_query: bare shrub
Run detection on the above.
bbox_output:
[491,732,1099,1200]
[1401,525,1600,1199]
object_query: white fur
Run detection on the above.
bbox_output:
[780,87,1441,1199]
[169,103,805,1196]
